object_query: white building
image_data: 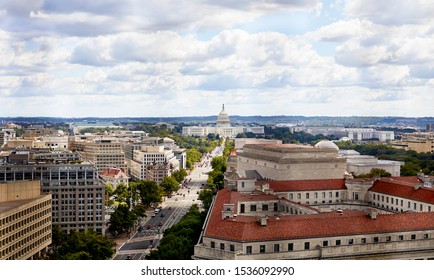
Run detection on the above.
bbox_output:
[182,105,264,139]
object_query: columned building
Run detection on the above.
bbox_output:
[182,105,264,139]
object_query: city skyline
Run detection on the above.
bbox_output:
[1,1,434,118]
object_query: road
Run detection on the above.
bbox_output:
[113,143,223,260]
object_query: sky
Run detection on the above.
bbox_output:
[1,0,434,118]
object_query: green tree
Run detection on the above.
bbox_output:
[50,229,115,260]
[355,168,392,178]
[172,169,188,183]
[211,156,227,173]
[135,180,163,208]
[401,162,421,176]
[160,176,179,196]
[198,189,214,211]
[108,204,137,234]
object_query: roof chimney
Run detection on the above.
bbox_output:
[259,217,268,226]
[368,208,378,220]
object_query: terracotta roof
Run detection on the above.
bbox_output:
[264,179,347,192]
[370,178,434,204]
[205,188,434,242]
[100,167,127,178]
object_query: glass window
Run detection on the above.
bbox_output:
[374,237,379,243]
[399,235,404,241]
[306,193,309,199]
[274,244,280,252]
[304,242,310,250]
[288,243,294,251]
[322,240,328,247]
[220,243,225,250]
[260,245,265,253]
[246,246,252,254]
[336,240,341,246]
[348,239,354,245]
[230,245,235,252]
[411,234,416,240]
[361,238,366,244]
[250,205,257,212]
[211,241,215,248]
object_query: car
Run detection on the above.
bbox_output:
[158,222,163,227]
[146,224,152,229]
[138,226,143,231]
[160,213,165,217]
[151,213,156,217]
[168,207,172,210]
[126,255,132,260]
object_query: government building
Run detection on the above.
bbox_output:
[182,105,264,139]
[194,142,434,260]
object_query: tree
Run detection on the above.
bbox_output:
[401,162,421,176]
[355,168,392,178]
[108,204,137,234]
[135,180,163,208]
[198,189,214,211]
[211,156,227,173]
[172,169,188,183]
[160,176,179,196]
[50,229,115,260]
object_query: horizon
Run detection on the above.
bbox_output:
[1,1,434,117]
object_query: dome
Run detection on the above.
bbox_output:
[216,104,231,127]
[314,140,339,150]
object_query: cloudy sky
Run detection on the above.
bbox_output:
[1,0,434,118]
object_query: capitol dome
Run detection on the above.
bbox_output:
[216,104,231,127]
[314,140,339,151]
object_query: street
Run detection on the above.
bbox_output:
[112,143,223,260]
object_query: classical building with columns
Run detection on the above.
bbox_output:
[182,105,264,139]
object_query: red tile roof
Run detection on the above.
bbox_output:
[264,179,347,192]
[100,167,127,178]
[205,188,434,242]
[370,178,434,204]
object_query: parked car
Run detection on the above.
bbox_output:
[158,222,163,227]
[160,213,165,217]
[146,224,152,229]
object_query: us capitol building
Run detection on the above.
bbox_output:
[182,105,264,138]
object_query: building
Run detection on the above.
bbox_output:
[182,105,264,138]
[339,149,403,177]
[99,167,129,189]
[0,181,52,260]
[0,128,16,147]
[236,141,346,181]
[72,139,127,172]
[289,126,394,142]
[234,138,282,150]
[391,132,434,153]
[0,151,105,234]
[194,174,434,260]
[130,145,180,184]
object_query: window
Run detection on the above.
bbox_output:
[361,238,366,244]
[297,193,301,199]
[386,197,389,203]
[335,240,341,246]
[230,245,235,252]
[288,243,294,251]
[374,237,379,243]
[220,243,225,250]
[336,191,339,198]
[353,192,359,200]
[246,246,252,254]
[373,194,376,200]
[260,245,266,253]
[250,205,257,212]
[424,234,429,239]
[348,239,354,245]
[274,244,280,252]
[273,203,278,211]
[322,192,326,198]
[420,204,423,211]
[322,240,328,247]
[314,193,318,199]
[211,241,215,248]
[241,182,245,188]
[411,234,416,240]
[306,193,309,199]
[399,235,404,241]
[262,204,268,211]
[386,236,391,242]
[304,242,310,250]
[240,204,245,213]
[289,193,294,200]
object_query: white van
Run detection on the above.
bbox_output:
[154,208,160,214]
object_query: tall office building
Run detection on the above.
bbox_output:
[0,150,105,234]
[0,181,52,260]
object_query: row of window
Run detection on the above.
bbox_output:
[372,193,433,212]
[210,233,432,255]
[0,200,50,227]
[1,217,51,248]
[1,229,51,260]
[289,191,341,200]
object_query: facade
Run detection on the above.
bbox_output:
[236,142,346,180]
[182,105,264,138]
[0,151,105,234]
[194,174,434,260]
[0,181,52,260]
[289,126,394,142]
[391,132,434,153]
[74,139,127,171]
[0,128,16,147]
[99,167,129,189]
[339,150,403,177]
[130,145,180,184]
